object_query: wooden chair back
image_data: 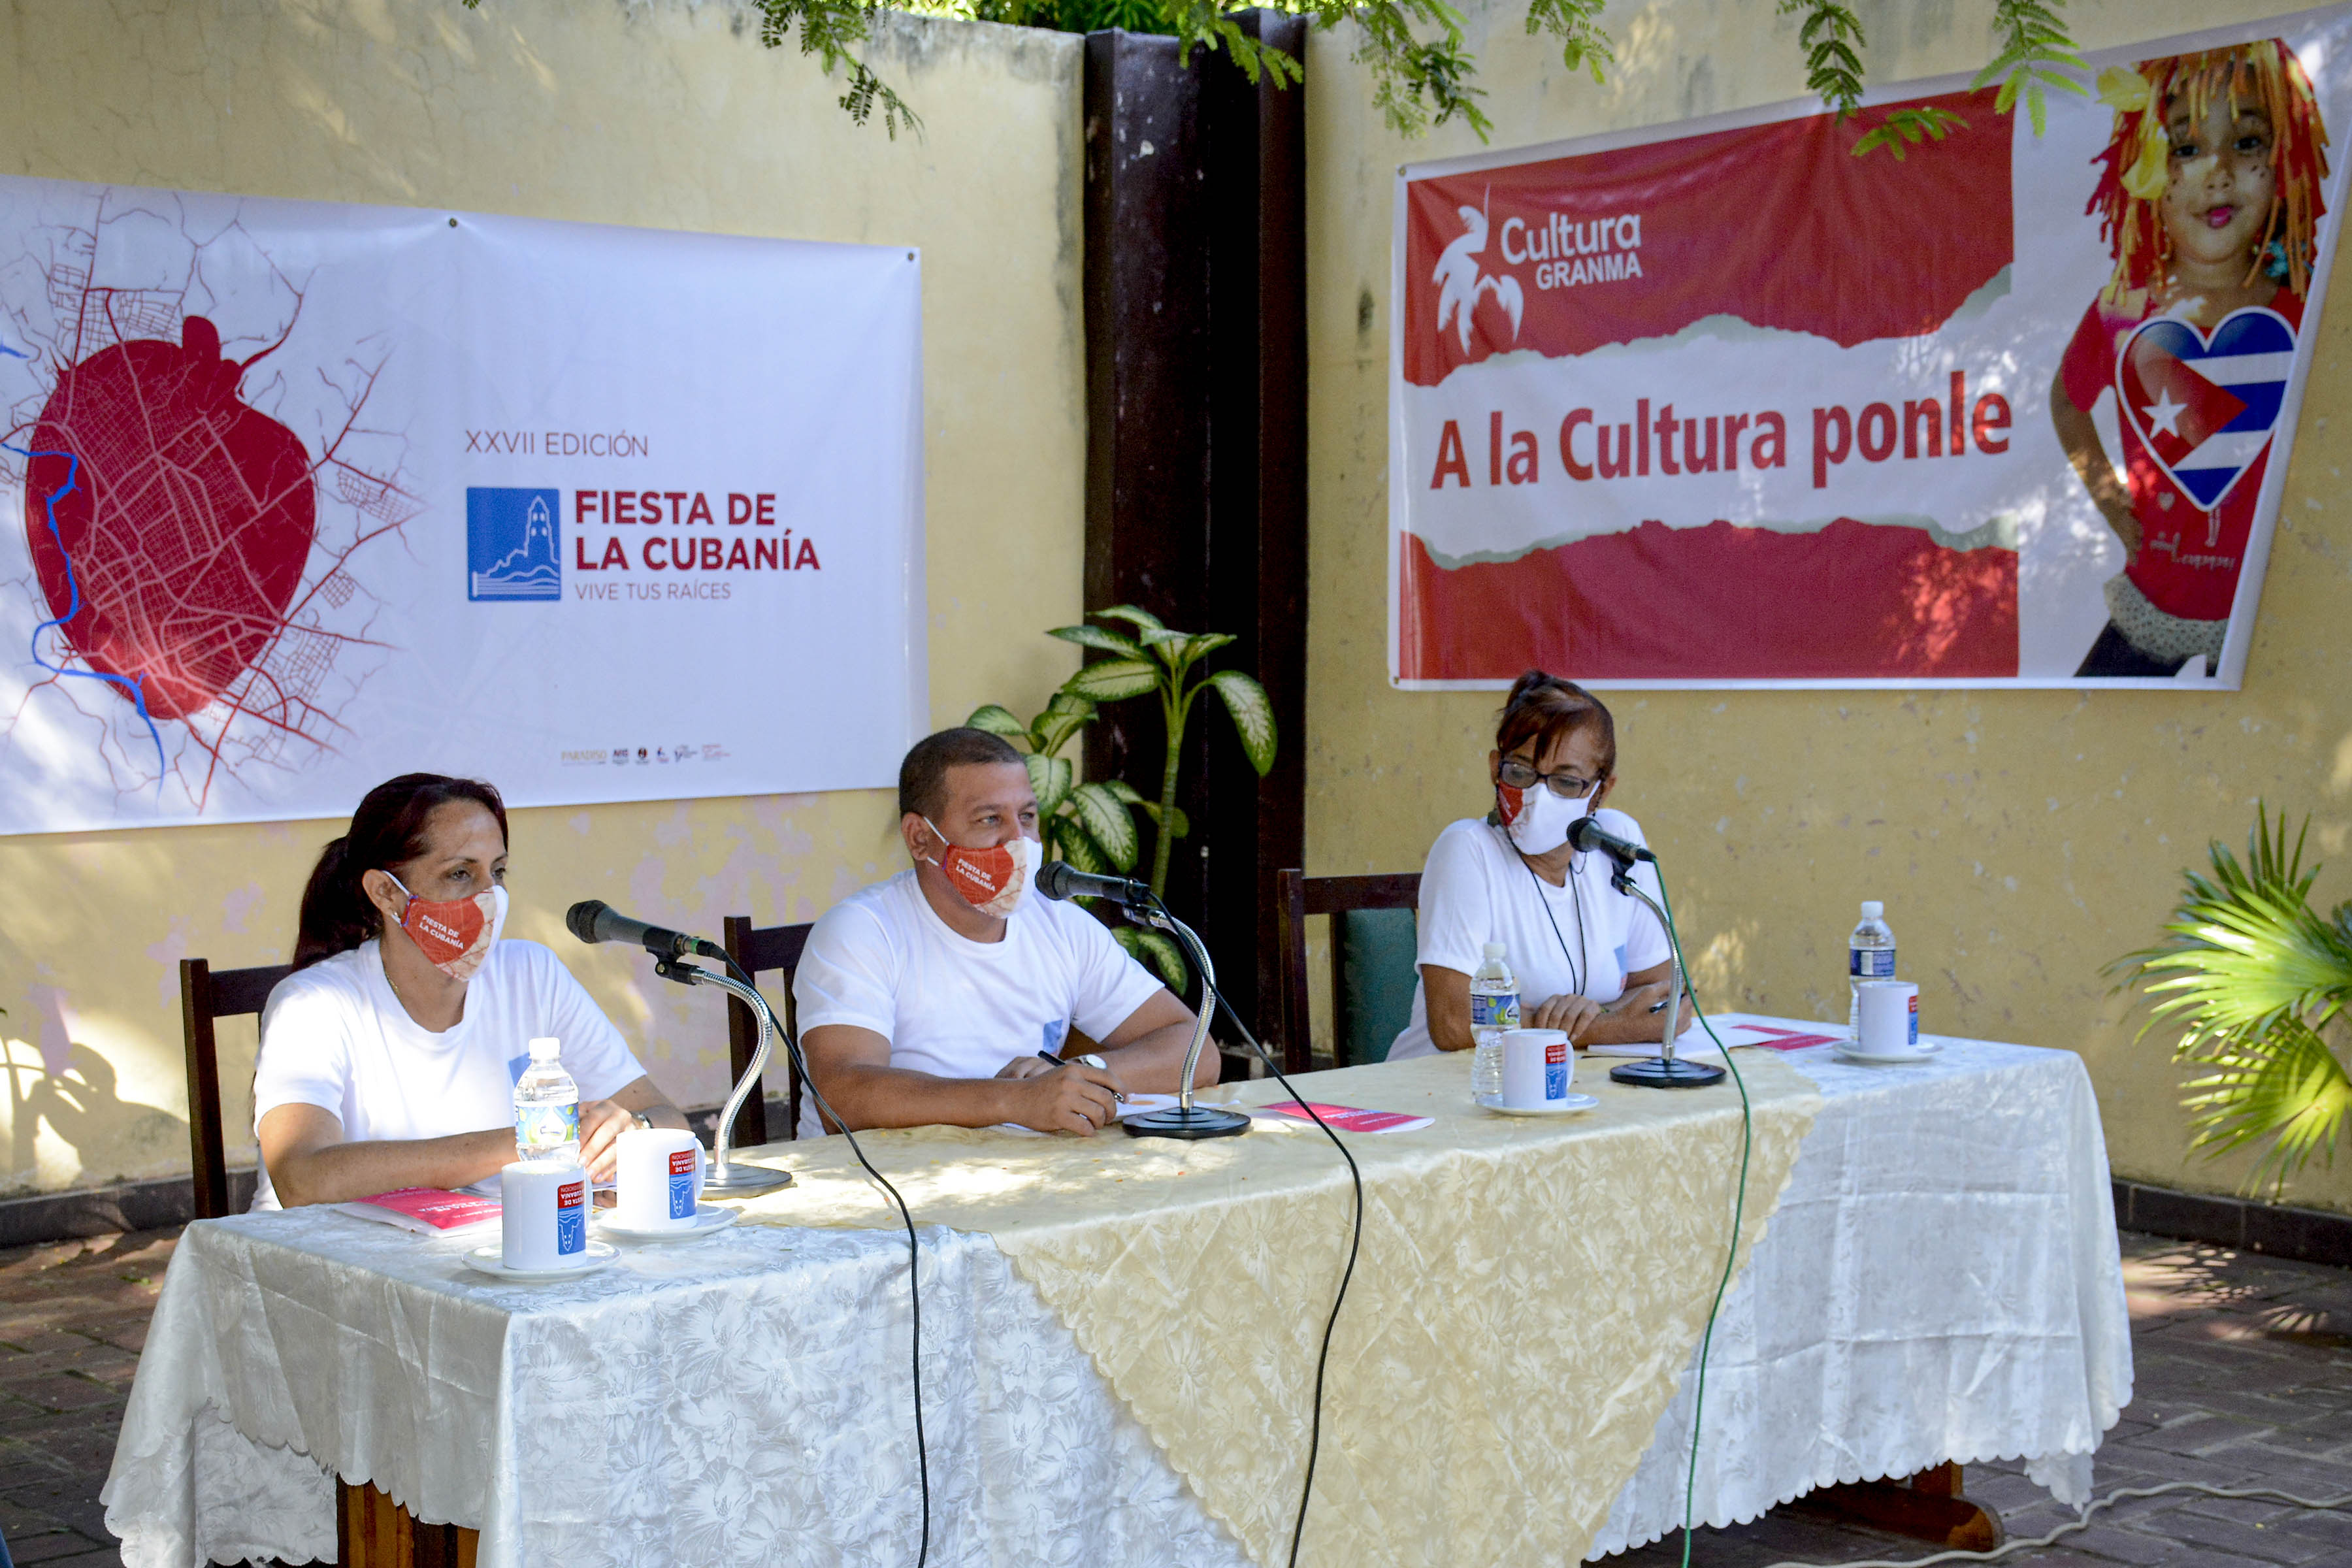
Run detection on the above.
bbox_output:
[180,956,295,1220]
[1273,870,1422,1074]
[720,917,813,1146]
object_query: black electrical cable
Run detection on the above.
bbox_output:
[723,955,930,1568]
[1141,892,1362,1568]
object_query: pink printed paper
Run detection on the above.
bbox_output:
[1260,1102,1435,1134]
[1727,1024,1842,1051]
[339,1187,504,1233]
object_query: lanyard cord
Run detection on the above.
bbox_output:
[1496,819,1589,996]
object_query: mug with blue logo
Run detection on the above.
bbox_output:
[500,1159,591,1269]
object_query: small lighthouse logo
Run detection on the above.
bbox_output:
[1433,198,1524,353]
[466,488,561,602]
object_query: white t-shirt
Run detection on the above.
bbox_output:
[792,870,1168,1136]
[1387,811,1673,1062]
[250,938,647,1208]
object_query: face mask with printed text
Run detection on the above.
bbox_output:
[920,819,1037,919]
[385,874,508,982]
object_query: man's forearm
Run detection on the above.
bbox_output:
[813,1063,1019,1131]
[272,1128,517,1208]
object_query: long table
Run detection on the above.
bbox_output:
[103,1020,2128,1566]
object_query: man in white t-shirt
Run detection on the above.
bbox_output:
[794,728,1218,1137]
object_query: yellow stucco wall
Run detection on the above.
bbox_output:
[1304,0,2352,1212]
[0,0,1085,1194]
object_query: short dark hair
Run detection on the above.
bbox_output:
[898,727,1025,820]
[291,774,510,972]
[1494,670,1617,779]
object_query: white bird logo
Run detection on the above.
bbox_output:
[1433,200,1524,353]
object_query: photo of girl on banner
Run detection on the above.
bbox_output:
[2053,41,2332,678]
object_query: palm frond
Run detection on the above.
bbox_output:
[2181,1014,2352,1195]
[2114,804,2352,1194]
[2112,806,2351,1055]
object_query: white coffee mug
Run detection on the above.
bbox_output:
[1501,1028,1574,1109]
[1854,980,1921,1055]
[614,1126,704,1231]
[501,1159,591,1269]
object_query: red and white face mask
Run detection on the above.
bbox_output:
[919,818,1036,918]
[1495,779,1593,856]
[385,874,507,981]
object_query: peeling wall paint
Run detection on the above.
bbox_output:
[1304,0,2352,1214]
[0,0,1085,1194]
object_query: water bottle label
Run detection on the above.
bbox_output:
[668,1149,697,1220]
[1849,949,1895,979]
[555,1177,585,1255]
[1471,992,1520,1030]
[517,1102,579,1152]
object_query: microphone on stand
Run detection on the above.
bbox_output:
[563,899,789,1196]
[1034,861,1154,907]
[564,899,727,961]
[1034,860,1247,1141]
[1566,815,1657,868]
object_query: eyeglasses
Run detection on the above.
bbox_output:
[1496,758,1597,799]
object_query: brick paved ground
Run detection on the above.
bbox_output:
[0,1227,2345,1567]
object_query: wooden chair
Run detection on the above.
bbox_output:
[180,957,295,1221]
[720,917,813,1147]
[1273,870,1421,1075]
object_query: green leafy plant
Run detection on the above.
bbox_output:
[2112,807,2352,1196]
[960,689,1188,985]
[468,0,2086,150]
[1972,0,2090,138]
[1049,605,1275,987]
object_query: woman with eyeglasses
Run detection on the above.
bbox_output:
[1386,671,1693,1060]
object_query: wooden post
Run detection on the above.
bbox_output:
[1795,1462,2004,1550]
[1081,16,1309,1056]
[338,1479,480,1568]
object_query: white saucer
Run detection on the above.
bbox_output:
[596,1204,741,1243]
[464,1241,618,1282]
[1832,1040,1943,1066]
[1477,1092,1600,1116]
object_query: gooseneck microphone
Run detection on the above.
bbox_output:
[1034,860,1153,907]
[1566,815,1658,868]
[564,898,725,961]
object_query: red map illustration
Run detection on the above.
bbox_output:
[3,196,417,810]
[27,316,316,718]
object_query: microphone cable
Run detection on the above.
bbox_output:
[1141,891,1362,1568]
[721,955,930,1568]
[1646,870,1754,1568]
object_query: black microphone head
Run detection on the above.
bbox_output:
[564,900,609,944]
[1565,816,1605,854]
[1035,860,1077,901]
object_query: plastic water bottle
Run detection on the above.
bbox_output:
[1846,902,1896,1037]
[514,1036,581,1166]
[1469,942,1520,1098]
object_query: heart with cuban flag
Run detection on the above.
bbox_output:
[2119,306,2298,512]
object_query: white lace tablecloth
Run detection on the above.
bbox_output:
[1590,1020,2132,1556]
[104,1023,2129,1567]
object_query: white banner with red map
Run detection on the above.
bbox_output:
[1391,8,2352,688]
[0,178,924,834]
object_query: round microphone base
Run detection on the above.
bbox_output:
[1122,1103,1252,1140]
[1609,1056,1727,1090]
[700,1163,796,1196]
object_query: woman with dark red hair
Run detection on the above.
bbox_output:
[1386,672,1691,1062]
[252,773,685,1209]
